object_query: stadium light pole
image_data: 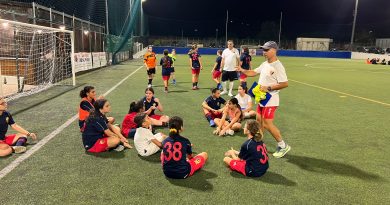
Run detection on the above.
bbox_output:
[278,12,283,48]
[141,0,146,36]
[225,10,228,46]
[105,0,109,36]
[350,0,359,51]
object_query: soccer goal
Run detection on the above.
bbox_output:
[0,19,75,101]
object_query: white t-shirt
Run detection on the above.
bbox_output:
[134,127,163,156]
[222,48,240,71]
[235,93,252,110]
[254,60,288,107]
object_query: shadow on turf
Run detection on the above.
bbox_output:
[285,155,383,181]
[138,153,161,163]
[167,170,218,192]
[230,171,297,186]
[85,150,126,159]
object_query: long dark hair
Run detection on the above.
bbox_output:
[228,98,243,120]
[145,87,155,94]
[80,86,94,98]
[246,119,264,142]
[86,99,107,123]
[168,116,183,138]
[128,100,144,114]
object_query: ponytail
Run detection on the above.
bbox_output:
[80,86,94,98]
[168,116,183,138]
[246,119,263,142]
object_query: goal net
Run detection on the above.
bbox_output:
[0,19,75,101]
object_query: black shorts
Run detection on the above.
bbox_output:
[171,67,175,72]
[147,68,156,75]
[222,71,238,82]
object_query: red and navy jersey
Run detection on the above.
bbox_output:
[215,56,222,71]
[240,53,252,70]
[205,96,226,110]
[189,52,201,69]
[82,114,108,150]
[121,112,137,136]
[161,135,192,179]
[238,139,269,177]
[0,111,15,140]
[142,97,158,116]
[160,56,173,69]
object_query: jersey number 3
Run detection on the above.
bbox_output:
[257,144,268,164]
[164,142,182,161]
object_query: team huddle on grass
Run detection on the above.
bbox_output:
[1,40,290,179]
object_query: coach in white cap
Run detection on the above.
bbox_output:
[237,41,291,158]
[220,40,240,97]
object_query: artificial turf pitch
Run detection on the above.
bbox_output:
[0,55,389,204]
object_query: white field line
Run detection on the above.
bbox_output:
[290,79,390,107]
[0,65,143,180]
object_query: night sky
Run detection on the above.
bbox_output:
[143,0,390,41]
[9,0,390,41]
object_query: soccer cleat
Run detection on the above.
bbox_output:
[172,79,176,85]
[209,119,216,127]
[113,145,125,152]
[164,89,168,93]
[225,129,234,136]
[217,84,223,90]
[195,86,199,90]
[147,84,152,88]
[192,86,197,90]
[273,144,291,158]
[228,93,234,97]
[220,91,228,95]
[12,146,27,154]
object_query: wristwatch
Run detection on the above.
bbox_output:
[267,86,272,92]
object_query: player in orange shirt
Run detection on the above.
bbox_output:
[144,46,157,88]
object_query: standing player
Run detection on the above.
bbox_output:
[224,119,269,177]
[168,49,177,85]
[239,46,252,89]
[188,44,203,90]
[211,50,223,90]
[161,116,208,179]
[160,49,173,93]
[237,41,291,158]
[143,46,157,88]
[221,40,240,97]
[202,88,226,127]
[0,97,37,156]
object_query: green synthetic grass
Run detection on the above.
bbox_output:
[0,55,389,204]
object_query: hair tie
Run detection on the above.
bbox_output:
[169,128,177,133]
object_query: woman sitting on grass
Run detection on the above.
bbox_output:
[79,86,114,132]
[82,99,132,153]
[121,100,144,138]
[133,113,167,157]
[142,87,169,127]
[213,98,242,136]
[224,119,269,177]
[0,97,38,157]
[161,116,208,179]
[235,85,256,119]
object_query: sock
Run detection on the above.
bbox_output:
[15,137,27,146]
[229,81,234,94]
[192,83,196,87]
[222,82,227,92]
[148,79,152,84]
[195,82,198,87]
[205,113,212,122]
[278,140,286,149]
[241,81,247,89]
[165,86,168,90]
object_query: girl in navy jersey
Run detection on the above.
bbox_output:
[188,44,203,90]
[239,47,252,89]
[211,50,223,90]
[142,88,169,127]
[223,119,269,177]
[82,99,132,153]
[161,116,208,179]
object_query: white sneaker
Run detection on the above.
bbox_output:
[113,145,125,152]
[12,146,27,154]
[228,93,234,97]
[220,91,228,95]
[147,84,152,88]
[225,129,234,136]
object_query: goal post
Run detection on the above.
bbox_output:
[0,18,75,101]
